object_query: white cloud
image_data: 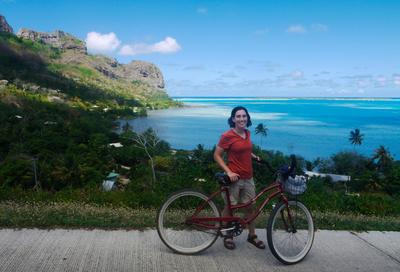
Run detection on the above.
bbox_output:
[182,65,205,71]
[313,79,340,89]
[375,76,387,87]
[220,72,238,79]
[286,25,306,34]
[119,37,181,56]
[394,75,400,86]
[86,32,121,53]
[253,28,269,36]
[286,24,327,34]
[197,7,207,14]
[357,79,370,88]
[291,70,304,80]
[311,23,328,32]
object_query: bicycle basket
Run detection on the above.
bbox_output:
[284,175,307,195]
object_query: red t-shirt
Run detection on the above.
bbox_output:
[217,129,253,179]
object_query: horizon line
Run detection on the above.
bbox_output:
[171,96,400,99]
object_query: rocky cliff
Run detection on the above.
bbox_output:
[117,61,165,89]
[16,27,165,90]
[17,29,87,53]
[0,15,13,33]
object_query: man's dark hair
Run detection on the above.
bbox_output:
[228,106,252,128]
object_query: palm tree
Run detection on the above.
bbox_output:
[372,145,393,172]
[122,122,132,133]
[255,123,268,146]
[349,128,364,147]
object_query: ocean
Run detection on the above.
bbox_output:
[126,97,400,160]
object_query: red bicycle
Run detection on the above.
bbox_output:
[157,155,314,265]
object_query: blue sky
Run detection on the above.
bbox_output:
[1,0,400,97]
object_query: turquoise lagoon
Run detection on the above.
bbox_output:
[127,98,400,160]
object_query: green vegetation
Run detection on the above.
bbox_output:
[0,32,62,59]
[0,31,179,192]
[0,32,399,231]
[0,140,399,230]
[0,32,179,107]
[1,201,399,231]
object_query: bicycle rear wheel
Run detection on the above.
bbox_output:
[157,189,220,254]
[267,200,314,265]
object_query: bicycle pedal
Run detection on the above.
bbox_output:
[220,229,234,237]
[220,226,235,232]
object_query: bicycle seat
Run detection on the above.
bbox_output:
[215,173,231,186]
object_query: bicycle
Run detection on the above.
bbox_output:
[157,155,314,265]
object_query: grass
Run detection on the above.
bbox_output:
[0,201,157,229]
[1,201,399,231]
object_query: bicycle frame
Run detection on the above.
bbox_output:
[189,180,290,230]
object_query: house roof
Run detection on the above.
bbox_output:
[305,171,351,182]
[106,172,119,179]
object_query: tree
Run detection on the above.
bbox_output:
[372,145,393,172]
[122,122,132,133]
[193,144,205,161]
[331,151,369,175]
[255,123,268,146]
[386,163,400,195]
[349,128,364,147]
[129,128,161,188]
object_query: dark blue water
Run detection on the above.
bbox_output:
[127,98,400,160]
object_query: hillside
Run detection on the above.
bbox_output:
[0,15,178,111]
[0,15,179,189]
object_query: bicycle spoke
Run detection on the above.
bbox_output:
[157,190,220,254]
[267,200,314,264]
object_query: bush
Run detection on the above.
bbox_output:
[302,178,400,216]
[0,157,35,188]
[331,151,370,175]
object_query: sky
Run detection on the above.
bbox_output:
[1,0,400,97]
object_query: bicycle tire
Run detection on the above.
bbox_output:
[267,200,314,265]
[157,189,220,254]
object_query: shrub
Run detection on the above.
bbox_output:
[0,157,35,188]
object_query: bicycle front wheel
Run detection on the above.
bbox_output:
[267,200,314,265]
[157,189,220,254]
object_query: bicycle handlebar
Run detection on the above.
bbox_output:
[216,155,298,186]
[252,157,276,173]
[253,154,297,177]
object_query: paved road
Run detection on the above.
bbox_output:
[0,229,399,272]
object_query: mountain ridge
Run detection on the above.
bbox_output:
[0,14,173,109]
[16,28,165,91]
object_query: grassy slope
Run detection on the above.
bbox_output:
[0,32,178,110]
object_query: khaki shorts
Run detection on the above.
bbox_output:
[222,178,256,205]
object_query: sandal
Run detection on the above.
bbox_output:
[223,237,236,250]
[247,234,265,249]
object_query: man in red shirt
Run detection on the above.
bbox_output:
[214,106,265,250]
